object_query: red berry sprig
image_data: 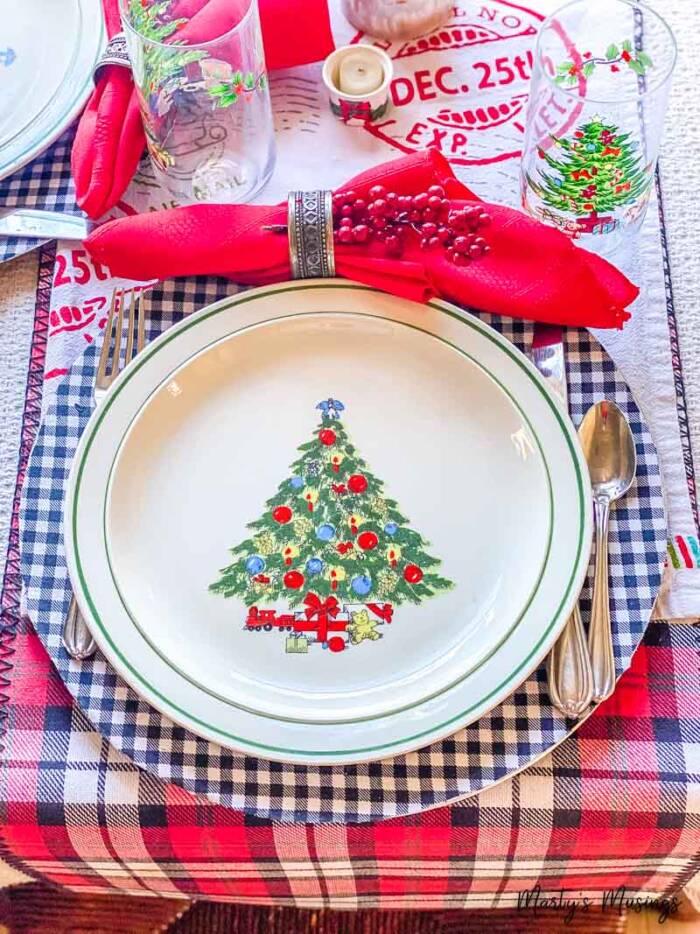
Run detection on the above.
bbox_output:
[331,184,491,265]
[444,205,492,266]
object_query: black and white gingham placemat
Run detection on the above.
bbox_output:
[19,278,666,823]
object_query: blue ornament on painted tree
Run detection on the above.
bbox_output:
[290,476,304,489]
[316,398,345,420]
[316,523,335,542]
[351,574,372,597]
[384,522,398,536]
[245,555,265,576]
[306,558,324,576]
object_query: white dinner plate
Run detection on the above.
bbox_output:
[0,0,104,180]
[65,281,592,764]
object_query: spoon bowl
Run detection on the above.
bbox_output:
[579,400,636,502]
[578,400,636,703]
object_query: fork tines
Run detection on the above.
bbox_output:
[97,289,146,387]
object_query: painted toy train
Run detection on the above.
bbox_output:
[244,598,394,654]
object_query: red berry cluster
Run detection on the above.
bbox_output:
[443,205,492,265]
[332,184,491,264]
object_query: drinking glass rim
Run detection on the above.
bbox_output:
[120,0,258,50]
[535,0,677,103]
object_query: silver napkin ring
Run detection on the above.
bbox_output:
[94,32,131,83]
[287,190,335,279]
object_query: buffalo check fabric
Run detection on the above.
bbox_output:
[0,128,81,265]
[16,281,667,823]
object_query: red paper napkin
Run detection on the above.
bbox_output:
[72,0,334,220]
[86,151,638,328]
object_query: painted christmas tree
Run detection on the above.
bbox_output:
[210,399,453,654]
[529,118,650,228]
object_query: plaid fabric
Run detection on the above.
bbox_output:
[0,612,698,905]
[16,278,667,823]
[0,128,79,265]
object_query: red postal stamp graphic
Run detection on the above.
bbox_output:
[351,0,544,166]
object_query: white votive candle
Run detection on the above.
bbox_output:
[338,51,384,96]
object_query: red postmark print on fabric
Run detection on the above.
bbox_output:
[352,0,544,166]
[48,296,107,337]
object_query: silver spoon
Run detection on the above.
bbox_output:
[579,401,636,703]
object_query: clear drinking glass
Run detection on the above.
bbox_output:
[519,0,675,254]
[121,0,276,204]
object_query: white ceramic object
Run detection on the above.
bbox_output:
[65,281,592,765]
[0,0,104,180]
[322,45,393,124]
[341,0,452,41]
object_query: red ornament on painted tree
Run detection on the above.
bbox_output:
[404,564,424,584]
[283,570,305,589]
[272,505,292,523]
[283,546,296,566]
[357,530,378,551]
[319,429,336,446]
[348,474,368,494]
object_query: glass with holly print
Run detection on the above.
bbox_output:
[120,0,275,205]
[210,398,454,655]
[519,0,675,254]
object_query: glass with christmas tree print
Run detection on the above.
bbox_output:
[120,0,275,206]
[520,0,676,253]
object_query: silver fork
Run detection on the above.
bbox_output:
[62,289,146,661]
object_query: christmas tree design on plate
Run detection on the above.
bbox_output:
[528,118,651,234]
[210,399,454,655]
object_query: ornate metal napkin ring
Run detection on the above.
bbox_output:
[94,32,130,84]
[287,190,336,279]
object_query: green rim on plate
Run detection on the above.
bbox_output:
[69,283,588,757]
[0,1,104,179]
[101,311,556,725]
